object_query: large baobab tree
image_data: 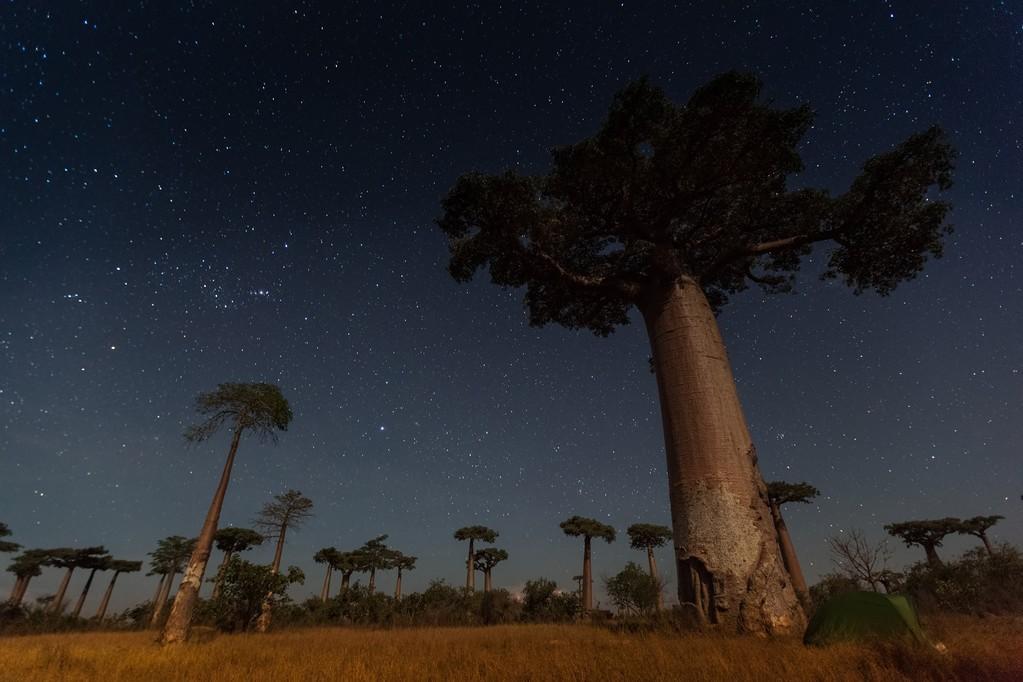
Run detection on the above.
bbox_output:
[6,549,50,607]
[885,518,960,568]
[71,553,114,618]
[161,382,292,645]
[314,547,340,602]
[958,515,1003,556]
[473,548,508,593]
[626,523,672,610]
[355,535,391,594]
[94,559,143,621]
[149,536,195,627]
[437,73,954,633]
[388,551,417,600]
[561,516,616,612]
[253,489,314,632]
[210,527,264,600]
[45,546,108,615]
[0,523,19,553]
[454,526,498,591]
[766,481,819,607]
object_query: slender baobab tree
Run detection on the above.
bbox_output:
[626,524,672,610]
[253,489,314,632]
[388,551,417,600]
[885,518,960,568]
[314,547,340,602]
[71,553,114,618]
[161,382,293,645]
[45,546,108,615]
[454,526,497,591]
[149,536,195,627]
[210,527,263,600]
[94,559,143,621]
[6,549,49,606]
[437,73,954,633]
[765,481,819,607]
[560,516,615,612]
[473,548,508,593]
[0,523,19,553]
[959,515,1004,556]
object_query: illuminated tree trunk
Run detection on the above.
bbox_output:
[768,499,810,609]
[320,564,332,602]
[94,570,121,620]
[484,570,492,593]
[465,539,476,591]
[394,570,402,600]
[647,547,663,611]
[581,536,592,611]
[211,549,235,601]
[51,567,74,614]
[161,427,243,643]
[71,568,99,618]
[641,280,805,635]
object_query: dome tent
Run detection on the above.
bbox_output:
[804,591,928,646]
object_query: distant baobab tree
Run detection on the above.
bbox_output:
[437,72,954,633]
[210,527,264,600]
[473,548,508,593]
[885,518,961,568]
[254,489,314,632]
[314,547,340,602]
[94,559,143,621]
[560,516,615,612]
[959,515,1003,556]
[454,526,497,591]
[149,536,195,627]
[45,546,108,615]
[332,550,363,593]
[0,523,19,553]
[626,524,672,611]
[70,553,114,618]
[6,549,50,607]
[766,481,819,607]
[388,551,417,600]
[161,382,293,645]
[355,535,391,594]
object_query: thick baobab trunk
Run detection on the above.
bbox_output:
[71,568,99,618]
[161,427,243,644]
[211,549,235,600]
[255,525,288,633]
[484,570,492,593]
[768,500,810,609]
[320,564,333,601]
[641,280,804,635]
[647,547,663,611]
[95,570,121,621]
[581,536,592,612]
[394,570,402,600]
[150,571,176,627]
[466,539,475,591]
[923,544,942,568]
[51,567,74,614]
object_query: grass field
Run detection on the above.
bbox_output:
[0,617,1020,681]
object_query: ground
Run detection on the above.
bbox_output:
[0,618,1019,681]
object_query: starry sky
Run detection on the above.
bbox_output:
[1,2,1021,613]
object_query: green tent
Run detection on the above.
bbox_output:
[804,591,928,646]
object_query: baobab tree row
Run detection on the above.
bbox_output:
[314,536,418,600]
[885,515,1004,567]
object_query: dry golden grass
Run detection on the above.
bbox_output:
[0,617,1020,682]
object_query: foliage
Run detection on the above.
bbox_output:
[437,73,955,335]
[605,562,662,615]
[453,526,498,543]
[147,536,195,575]
[958,516,1003,545]
[201,558,305,632]
[254,490,315,540]
[766,481,820,506]
[473,548,508,573]
[214,527,264,553]
[6,548,50,579]
[903,544,1023,615]
[522,578,580,622]
[884,518,961,562]
[626,524,671,550]
[0,522,19,554]
[184,382,293,444]
[560,516,615,543]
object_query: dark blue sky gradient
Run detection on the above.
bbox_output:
[1,1,1020,612]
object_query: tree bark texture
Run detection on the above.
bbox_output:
[51,567,74,614]
[641,280,805,635]
[95,570,120,621]
[768,500,810,609]
[160,427,243,644]
[582,536,592,612]
[647,547,663,611]
[71,568,98,618]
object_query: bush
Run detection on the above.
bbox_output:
[604,562,661,616]
[522,578,580,622]
[903,544,1023,615]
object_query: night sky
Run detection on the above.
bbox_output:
[2,2,1020,613]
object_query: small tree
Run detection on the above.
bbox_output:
[605,562,662,616]
[958,515,1003,557]
[885,518,961,568]
[454,526,498,591]
[766,481,819,606]
[626,523,671,610]
[210,527,264,600]
[253,489,314,632]
[522,578,580,622]
[388,551,417,600]
[473,548,508,593]
[94,559,142,621]
[210,557,304,632]
[161,382,293,645]
[827,529,893,592]
[560,516,616,611]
